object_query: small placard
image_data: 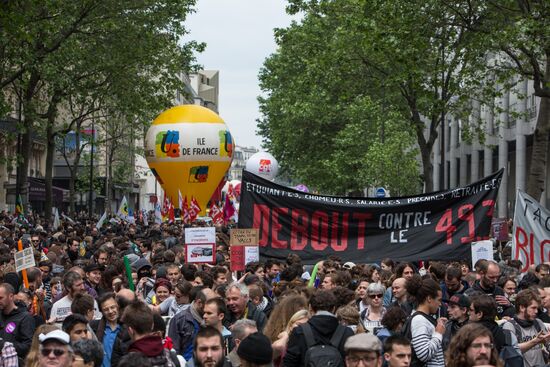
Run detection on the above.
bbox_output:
[230,246,245,272]
[244,246,260,264]
[230,228,259,246]
[185,227,216,244]
[471,240,494,268]
[15,247,35,272]
[185,244,216,264]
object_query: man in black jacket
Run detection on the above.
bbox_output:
[0,283,35,358]
[466,260,514,318]
[283,289,354,367]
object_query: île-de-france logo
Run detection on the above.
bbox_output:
[189,166,209,183]
[259,159,272,173]
[219,130,233,158]
[155,130,180,158]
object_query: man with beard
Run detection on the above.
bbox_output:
[466,260,514,318]
[49,271,100,322]
[191,326,232,367]
[442,294,469,350]
[502,289,550,367]
[445,323,503,367]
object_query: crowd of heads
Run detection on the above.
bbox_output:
[0,212,546,367]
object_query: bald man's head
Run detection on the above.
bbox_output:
[392,277,407,300]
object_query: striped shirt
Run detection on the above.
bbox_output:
[410,313,445,367]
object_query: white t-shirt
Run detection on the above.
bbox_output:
[50,295,101,322]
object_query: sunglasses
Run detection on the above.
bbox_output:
[368,294,383,299]
[41,348,67,357]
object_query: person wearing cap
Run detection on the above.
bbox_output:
[84,263,103,297]
[237,332,273,367]
[38,330,74,367]
[442,294,470,350]
[344,333,382,367]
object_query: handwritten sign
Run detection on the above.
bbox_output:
[230,229,259,246]
[230,229,259,271]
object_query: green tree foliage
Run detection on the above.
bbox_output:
[259,0,485,194]
[442,0,550,200]
[0,0,203,218]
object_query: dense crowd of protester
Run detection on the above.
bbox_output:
[0,211,548,367]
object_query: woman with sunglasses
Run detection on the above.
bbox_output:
[360,283,387,332]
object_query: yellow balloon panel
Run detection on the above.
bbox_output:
[144,105,234,214]
[148,161,229,213]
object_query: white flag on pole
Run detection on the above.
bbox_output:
[96,211,107,230]
[117,196,129,221]
[154,202,162,224]
[52,208,60,230]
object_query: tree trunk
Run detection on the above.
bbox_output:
[18,128,32,208]
[526,95,550,200]
[44,92,62,223]
[44,123,55,222]
[69,167,77,216]
[420,143,434,193]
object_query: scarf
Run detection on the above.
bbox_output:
[514,316,534,328]
[256,297,268,312]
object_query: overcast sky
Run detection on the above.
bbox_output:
[185,0,297,150]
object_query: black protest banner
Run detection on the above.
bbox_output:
[238,169,503,264]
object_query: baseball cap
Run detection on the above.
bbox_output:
[343,262,356,270]
[344,333,382,353]
[39,330,70,345]
[447,294,470,308]
[84,263,100,273]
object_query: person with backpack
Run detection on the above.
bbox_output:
[283,289,354,367]
[122,301,180,367]
[502,289,550,367]
[403,275,446,367]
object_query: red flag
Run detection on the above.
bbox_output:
[223,186,236,223]
[209,203,224,226]
[161,192,169,220]
[182,196,190,224]
[168,200,175,224]
[189,197,201,222]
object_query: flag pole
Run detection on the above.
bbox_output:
[17,240,29,288]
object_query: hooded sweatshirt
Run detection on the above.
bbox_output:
[0,305,35,357]
[128,334,165,357]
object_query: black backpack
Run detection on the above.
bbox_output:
[400,311,436,367]
[302,323,347,367]
[147,349,180,367]
[499,328,524,367]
